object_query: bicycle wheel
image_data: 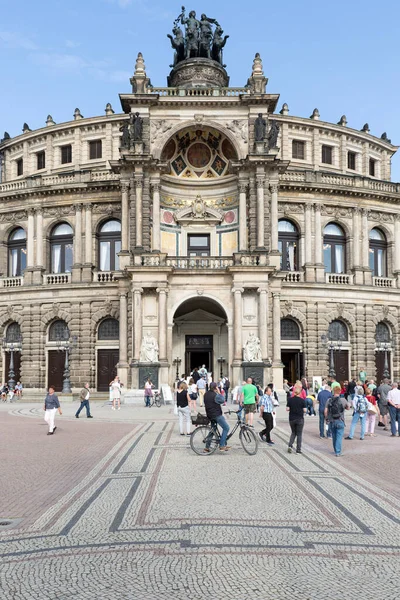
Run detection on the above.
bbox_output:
[190,426,219,456]
[155,394,162,407]
[239,426,259,455]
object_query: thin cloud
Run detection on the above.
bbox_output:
[65,40,81,49]
[0,31,38,50]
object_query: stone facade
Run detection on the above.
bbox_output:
[0,48,398,393]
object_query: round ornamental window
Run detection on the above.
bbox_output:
[163,211,174,224]
[224,211,235,224]
[187,143,212,168]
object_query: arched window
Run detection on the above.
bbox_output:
[6,322,21,343]
[281,318,300,340]
[375,321,390,343]
[328,320,348,341]
[98,220,121,271]
[323,223,346,274]
[8,227,26,277]
[278,220,299,271]
[369,228,387,277]
[51,223,73,274]
[98,318,119,340]
[49,320,70,341]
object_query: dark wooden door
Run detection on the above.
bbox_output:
[5,351,21,384]
[375,351,390,383]
[97,349,119,391]
[48,350,65,392]
[333,350,349,382]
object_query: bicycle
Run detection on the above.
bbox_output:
[146,390,162,408]
[190,409,258,455]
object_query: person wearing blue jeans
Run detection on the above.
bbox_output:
[204,382,231,452]
[387,382,400,436]
[346,387,368,440]
[330,419,345,456]
[324,391,350,456]
[317,386,332,438]
[215,414,230,448]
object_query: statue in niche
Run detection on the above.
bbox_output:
[167,25,185,66]
[267,120,280,149]
[119,121,130,149]
[130,112,143,142]
[140,332,159,363]
[254,113,267,142]
[243,332,262,362]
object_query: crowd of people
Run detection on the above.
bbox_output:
[1,381,23,402]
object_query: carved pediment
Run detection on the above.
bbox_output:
[174,195,224,226]
[174,308,225,325]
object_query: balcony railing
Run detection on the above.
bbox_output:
[283,271,304,283]
[373,276,395,288]
[148,86,250,97]
[0,276,23,287]
[46,273,70,285]
[325,273,353,285]
[139,254,263,269]
[0,170,120,193]
[280,170,400,194]
[95,271,117,283]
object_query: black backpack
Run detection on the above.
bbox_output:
[330,396,343,420]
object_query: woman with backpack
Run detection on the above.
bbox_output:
[346,386,368,440]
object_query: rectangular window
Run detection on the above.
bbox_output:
[347,151,356,170]
[37,151,46,170]
[292,140,305,160]
[321,145,333,165]
[61,144,72,164]
[89,139,102,160]
[369,158,376,176]
[16,158,23,176]
[188,234,210,257]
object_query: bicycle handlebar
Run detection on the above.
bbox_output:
[223,409,241,416]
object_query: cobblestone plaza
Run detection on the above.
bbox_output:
[1,402,399,600]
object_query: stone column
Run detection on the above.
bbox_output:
[239,181,248,252]
[72,203,82,283]
[151,179,161,252]
[118,181,130,269]
[256,176,265,248]
[233,288,243,362]
[135,177,143,248]
[258,288,268,360]
[394,215,400,284]
[133,288,143,361]
[82,203,92,282]
[272,292,281,364]
[36,209,43,268]
[27,208,35,268]
[157,288,168,362]
[314,203,324,282]
[271,291,284,390]
[118,290,129,380]
[269,183,280,268]
[304,202,314,281]
[361,208,372,285]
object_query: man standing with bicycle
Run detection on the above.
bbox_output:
[204,382,230,452]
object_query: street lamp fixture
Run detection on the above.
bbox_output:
[56,333,77,393]
[321,334,342,380]
[2,335,22,391]
[378,341,390,379]
[172,357,182,381]
[217,356,225,379]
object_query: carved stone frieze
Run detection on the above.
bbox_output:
[92,203,121,215]
[278,202,304,215]
[369,211,394,223]
[225,120,248,143]
[320,205,353,218]
[150,119,173,144]
[42,206,75,218]
[0,210,27,223]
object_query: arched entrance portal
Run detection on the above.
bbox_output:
[173,297,229,381]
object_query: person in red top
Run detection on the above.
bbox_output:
[365,392,379,437]
[291,380,306,399]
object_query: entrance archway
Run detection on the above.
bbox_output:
[173,297,228,381]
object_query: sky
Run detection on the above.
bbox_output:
[1,0,400,180]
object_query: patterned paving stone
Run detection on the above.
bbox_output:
[0,402,399,599]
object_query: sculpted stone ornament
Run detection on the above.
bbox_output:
[167,26,185,66]
[211,24,229,65]
[254,114,267,142]
[243,332,262,362]
[120,112,143,149]
[119,121,130,149]
[140,332,159,363]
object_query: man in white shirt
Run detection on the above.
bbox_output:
[387,382,400,437]
[75,382,93,418]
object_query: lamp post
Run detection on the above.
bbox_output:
[172,357,181,381]
[56,333,77,393]
[217,356,225,379]
[379,341,390,379]
[321,334,342,380]
[2,335,22,391]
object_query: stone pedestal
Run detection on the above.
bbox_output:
[32,268,45,286]
[268,250,281,269]
[242,362,266,387]
[131,362,160,389]
[81,265,93,283]
[118,251,131,270]
[167,57,229,88]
